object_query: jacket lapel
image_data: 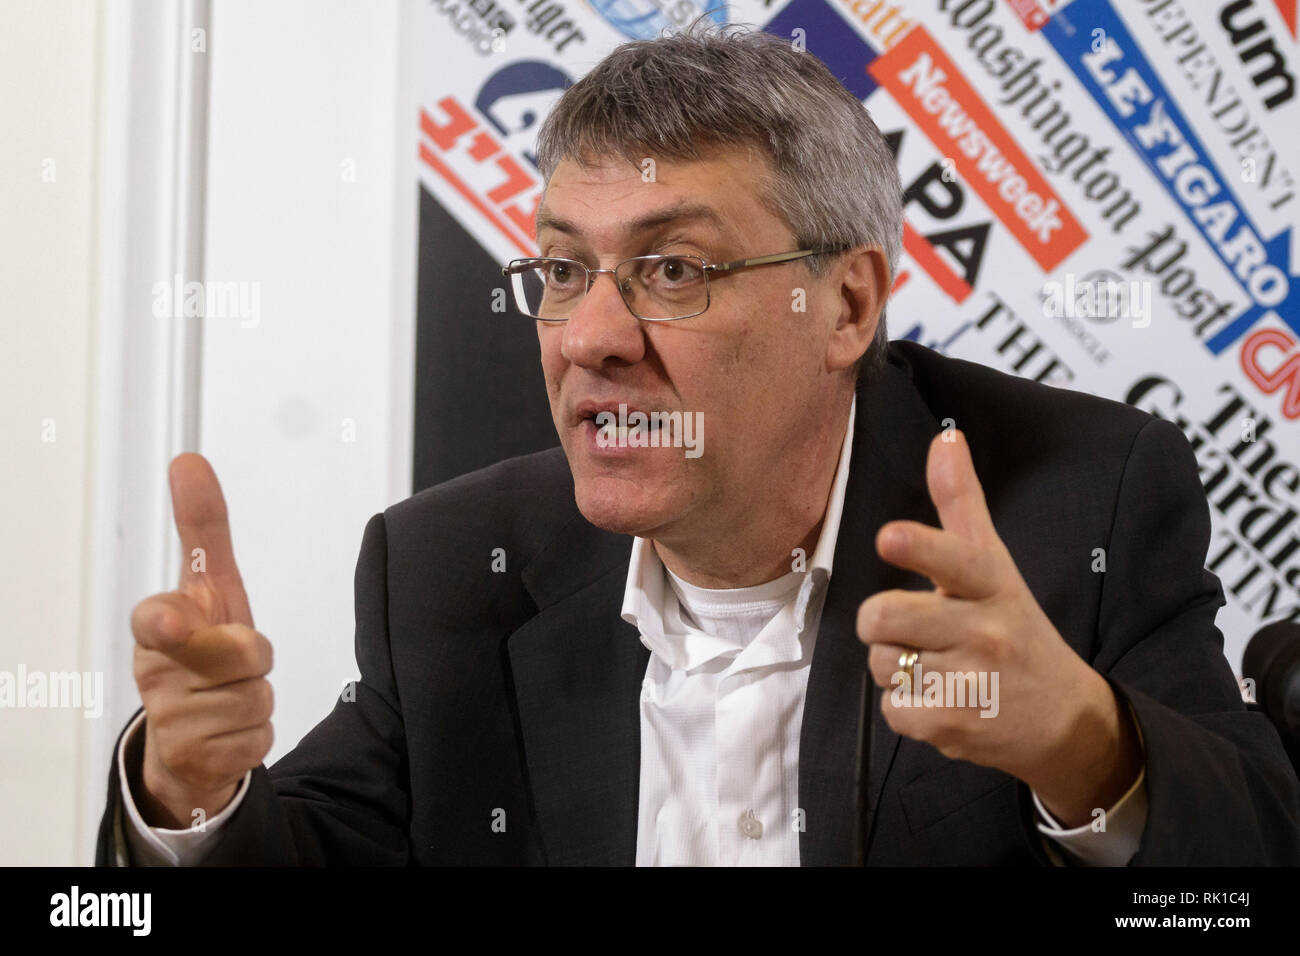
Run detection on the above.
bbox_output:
[799,354,943,865]
[506,515,647,865]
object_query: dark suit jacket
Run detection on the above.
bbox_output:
[97,340,1300,865]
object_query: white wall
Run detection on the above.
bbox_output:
[0,0,416,864]
[0,0,102,867]
[198,0,416,764]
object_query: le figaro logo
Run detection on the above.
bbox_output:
[1041,0,1298,357]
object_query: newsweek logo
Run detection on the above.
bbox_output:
[870,26,1089,271]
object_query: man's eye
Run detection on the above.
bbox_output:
[654,257,700,284]
[546,262,577,284]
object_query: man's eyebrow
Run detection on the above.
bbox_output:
[534,202,730,241]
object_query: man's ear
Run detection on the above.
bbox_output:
[826,244,889,373]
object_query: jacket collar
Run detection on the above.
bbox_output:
[798,352,942,864]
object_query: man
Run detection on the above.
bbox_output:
[99,25,1299,866]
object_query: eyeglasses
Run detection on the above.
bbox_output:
[500,248,844,322]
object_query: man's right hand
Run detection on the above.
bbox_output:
[129,453,274,829]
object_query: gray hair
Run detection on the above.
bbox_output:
[535,22,902,375]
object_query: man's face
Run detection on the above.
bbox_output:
[536,147,850,544]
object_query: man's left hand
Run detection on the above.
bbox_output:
[856,429,1142,827]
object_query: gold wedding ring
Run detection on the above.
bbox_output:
[898,648,920,682]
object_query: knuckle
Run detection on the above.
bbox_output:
[969,616,1003,655]
[143,692,179,729]
[871,596,891,633]
[222,625,253,668]
[130,595,172,645]
[257,722,274,758]
[237,680,274,724]
[224,623,253,655]
[190,741,236,791]
[257,680,275,721]
[237,724,274,769]
[163,738,200,782]
[862,593,896,638]
[959,549,985,590]
[254,632,273,675]
[129,601,153,642]
[979,623,1012,663]
[228,625,272,675]
[133,652,171,697]
[856,599,872,637]
[209,722,273,777]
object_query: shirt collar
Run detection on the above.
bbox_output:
[621,394,857,671]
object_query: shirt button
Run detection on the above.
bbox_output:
[739,809,763,840]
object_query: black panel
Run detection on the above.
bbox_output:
[413,184,559,491]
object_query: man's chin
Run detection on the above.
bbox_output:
[572,478,678,537]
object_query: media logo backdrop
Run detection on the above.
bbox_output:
[414,0,1300,669]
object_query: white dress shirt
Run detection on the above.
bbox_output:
[621,395,1148,865]
[119,394,1148,865]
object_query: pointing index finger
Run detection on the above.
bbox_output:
[170,453,253,627]
[876,520,999,599]
[927,429,998,546]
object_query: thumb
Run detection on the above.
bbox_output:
[170,453,254,627]
[926,429,998,546]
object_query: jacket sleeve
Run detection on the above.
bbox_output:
[96,512,411,866]
[1093,416,1300,864]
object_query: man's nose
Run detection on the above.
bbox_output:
[560,269,647,370]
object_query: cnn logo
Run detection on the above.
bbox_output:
[1242,328,1300,420]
